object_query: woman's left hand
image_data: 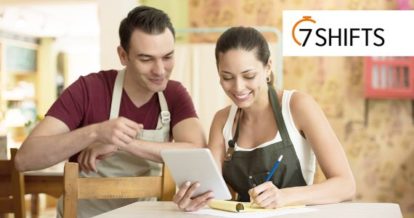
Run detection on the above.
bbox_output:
[173,181,214,212]
[248,181,286,208]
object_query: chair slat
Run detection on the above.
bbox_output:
[78,177,162,199]
[0,148,25,218]
[63,162,176,218]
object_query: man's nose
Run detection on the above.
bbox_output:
[152,59,165,76]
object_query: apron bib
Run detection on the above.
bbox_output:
[223,85,307,202]
[58,69,170,218]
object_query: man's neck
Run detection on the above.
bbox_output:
[123,72,155,108]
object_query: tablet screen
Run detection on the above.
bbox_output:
[161,148,232,200]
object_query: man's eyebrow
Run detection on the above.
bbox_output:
[137,54,153,58]
[164,51,174,56]
[137,50,174,58]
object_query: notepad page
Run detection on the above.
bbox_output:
[190,207,317,218]
[208,199,305,212]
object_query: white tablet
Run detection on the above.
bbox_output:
[161,148,232,200]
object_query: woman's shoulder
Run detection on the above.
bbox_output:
[212,105,232,126]
[209,105,233,139]
[215,105,232,120]
[289,90,318,109]
[288,90,321,128]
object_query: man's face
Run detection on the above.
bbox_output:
[119,28,175,93]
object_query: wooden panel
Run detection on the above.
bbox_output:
[10,148,25,218]
[24,175,63,198]
[0,148,25,217]
[77,177,162,199]
[160,166,175,201]
[63,162,78,218]
[0,199,13,212]
[0,161,12,176]
[0,180,12,195]
[63,162,176,217]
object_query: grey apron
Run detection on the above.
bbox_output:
[57,69,170,218]
[223,85,306,202]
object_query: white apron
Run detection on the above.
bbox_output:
[57,69,170,218]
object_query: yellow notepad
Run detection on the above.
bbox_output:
[208,199,304,213]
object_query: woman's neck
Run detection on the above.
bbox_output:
[241,88,272,122]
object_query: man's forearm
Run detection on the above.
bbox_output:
[15,124,99,171]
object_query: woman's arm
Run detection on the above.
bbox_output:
[250,91,355,208]
[173,107,230,211]
[208,108,229,171]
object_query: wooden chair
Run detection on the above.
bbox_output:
[63,162,175,218]
[0,148,26,218]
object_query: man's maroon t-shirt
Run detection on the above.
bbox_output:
[46,70,197,133]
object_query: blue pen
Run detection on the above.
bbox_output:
[264,155,283,182]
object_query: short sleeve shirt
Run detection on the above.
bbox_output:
[46,70,197,133]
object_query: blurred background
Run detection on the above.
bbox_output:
[0,0,413,217]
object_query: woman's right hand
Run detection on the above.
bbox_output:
[173,181,214,212]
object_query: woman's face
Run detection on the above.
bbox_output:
[217,49,270,108]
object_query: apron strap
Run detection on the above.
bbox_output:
[111,69,170,129]
[157,92,170,125]
[228,108,241,148]
[268,85,292,145]
[230,85,293,147]
[110,69,125,119]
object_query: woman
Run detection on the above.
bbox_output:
[173,27,355,211]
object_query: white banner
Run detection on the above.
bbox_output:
[283,10,414,56]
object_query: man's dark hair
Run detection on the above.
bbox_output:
[119,6,175,52]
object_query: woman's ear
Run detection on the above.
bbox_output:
[266,58,273,77]
[117,46,128,66]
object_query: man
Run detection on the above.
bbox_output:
[15,6,206,217]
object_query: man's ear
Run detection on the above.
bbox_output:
[117,46,128,66]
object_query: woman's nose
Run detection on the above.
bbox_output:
[234,78,245,91]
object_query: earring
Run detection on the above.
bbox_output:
[266,77,271,83]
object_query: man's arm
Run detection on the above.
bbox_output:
[14,116,141,171]
[121,117,207,162]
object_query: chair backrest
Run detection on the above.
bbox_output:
[63,162,176,218]
[0,148,26,218]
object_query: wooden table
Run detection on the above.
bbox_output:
[0,162,63,217]
[93,201,403,218]
[24,162,64,197]
[23,163,64,217]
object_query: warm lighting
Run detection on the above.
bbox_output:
[0,4,99,38]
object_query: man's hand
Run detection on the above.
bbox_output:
[96,117,143,148]
[77,143,118,173]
